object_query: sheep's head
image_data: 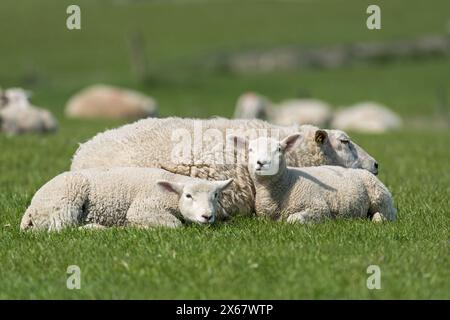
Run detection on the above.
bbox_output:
[2,88,31,107]
[313,129,379,175]
[157,179,233,224]
[229,134,301,178]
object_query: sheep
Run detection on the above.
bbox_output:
[20,167,233,232]
[70,117,379,218]
[269,98,333,127]
[0,88,58,135]
[331,101,402,133]
[65,84,158,120]
[230,133,396,223]
[234,92,271,120]
[233,92,333,128]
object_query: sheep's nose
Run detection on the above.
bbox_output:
[374,162,379,169]
[257,160,263,166]
[202,214,213,222]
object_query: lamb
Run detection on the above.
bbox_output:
[65,84,158,120]
[331,101,402,133]
[70,117,379,218]
[234,92,271,120]
[20,167,233,232]
[231,134,396,223]
[0,88,58,135]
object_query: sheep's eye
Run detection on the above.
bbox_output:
[214,193,218,198]
[249,148,253,153]
[340,139,350,145]
[185,194,192,199]
[278,146,282,152]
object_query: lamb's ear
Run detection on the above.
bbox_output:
[315,129,328,144]
[281,133,302,152]
[215,178,233,192]
[226,134,248,150]
[157,180,184,196]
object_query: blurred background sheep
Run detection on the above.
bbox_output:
[0,87,58,135]
[65,84,158,120]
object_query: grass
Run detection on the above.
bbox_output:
[0,0,449,299]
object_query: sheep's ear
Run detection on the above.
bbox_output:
[315,130,328,144]
[215,179,233,192]
[227,134,248,150]
[157,180,184,195]
[281,133,301,152]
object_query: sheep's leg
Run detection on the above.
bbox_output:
[126,198,182,229]
[286,209,324,224]
[78,223,106,230]
[369,193,397,222]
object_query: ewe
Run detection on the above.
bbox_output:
[231,134,396,223]
[65,84,158,120]
[0,88,58,134]
[20,167,232,232]
[331,101,402,133]
[269,98,333,127]
[70,117,379,218]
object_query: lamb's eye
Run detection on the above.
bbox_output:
[340,140,350,145]
[185,194,192,199]
[249,148,253,153]
[214,193,218,198]
[278,146,282,152]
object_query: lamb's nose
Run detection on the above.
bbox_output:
[374,162,379,169]
[257,160,263,166]
[202,214,212,222]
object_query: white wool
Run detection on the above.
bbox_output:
[20,167,232,232]
[70,117,378,217]
[234,92,271,120]
[269,98,332,127]
[65,84,158,120]
[331,101,402,133]
[245,135,396,223]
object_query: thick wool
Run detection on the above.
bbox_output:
[247,137,397,222]
[65,84,158,120]
[20,167,226,232]
[269,98,333,127]
[70,117,378,217]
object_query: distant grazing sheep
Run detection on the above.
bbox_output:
[0,88,58,135]
[70,117,378,218]
[331,102,402,133]
[65,84,158,120]
[20,167,233,232]
[232,134,396,223]
[234,92,271,120]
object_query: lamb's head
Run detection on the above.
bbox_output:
[313,128,379,175]
[157,179,233,224]
[2,88,31,108]
[230,134,301,178]
[234,92,270,120]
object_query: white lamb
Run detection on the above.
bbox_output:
[331,101,402,133]
[20,167,233,232]
[0,88,58,134]
[65,84,158,120]
[70,117,379,218]
[234,92,271,120]
[230,134,396,223]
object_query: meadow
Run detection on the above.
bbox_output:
[0,0,448,299]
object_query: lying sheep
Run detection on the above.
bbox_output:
[20,167,233,232]
[331,101,402,133]
[269,98,333,127]
[70,117,378,218]
[65,84,158,120]
[231,134,396,223]
[0,88,58,134]
[233,93,332,128]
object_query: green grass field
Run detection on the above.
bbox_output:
[0,0,449,299]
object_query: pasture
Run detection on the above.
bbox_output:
[0,0,448,299]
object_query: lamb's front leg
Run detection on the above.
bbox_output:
[286,207,329,224]
[126,198,182,229]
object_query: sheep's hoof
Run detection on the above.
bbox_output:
[79,223,106,230]
[371,212,384,223]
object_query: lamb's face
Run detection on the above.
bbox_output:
[247,134,301,177]
[157,179,233,224]
[325,130,379,175]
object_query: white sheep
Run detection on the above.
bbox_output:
[231,134,396,223]
[269,98,333,127]
[234,92,271,120]
[331,101,402,133]
[70,117,379,218]
[0,88,58,134]
[65,84,158,120]
[20,167,233,232]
